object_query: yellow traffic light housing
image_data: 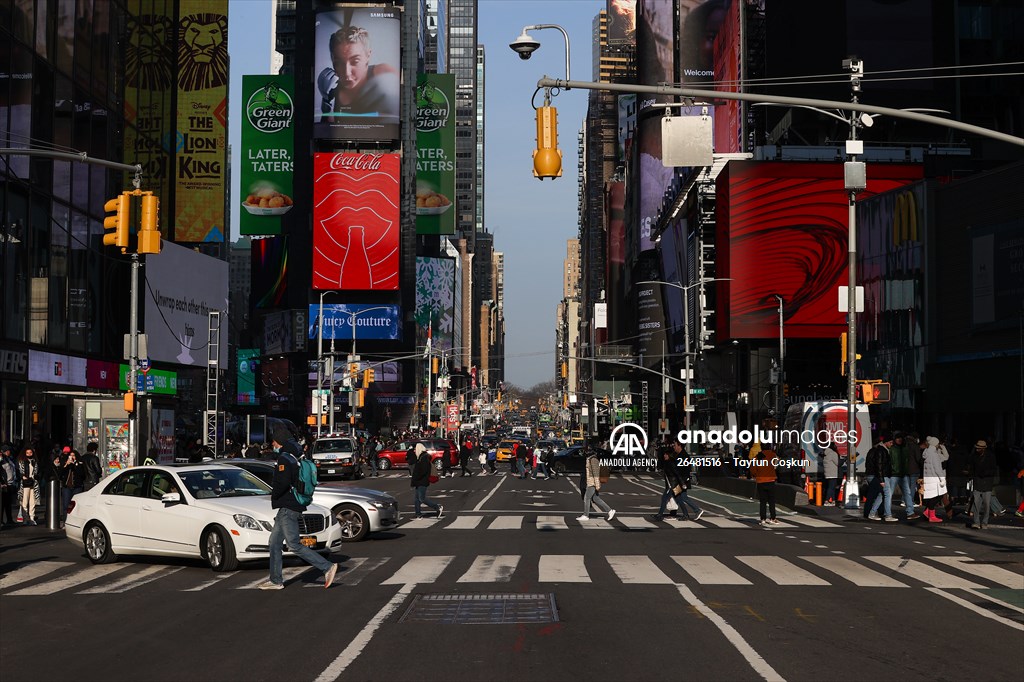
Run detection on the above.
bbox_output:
[533,105,562,179]
[103,193,130,251]
[123,390,135,413]
[356,389,365,408]
[138,193,161,254]
[362,368,375,389]
[840,332,861,376]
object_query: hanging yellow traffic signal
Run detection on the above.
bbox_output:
[839,332,860,376]
[138,193,161,254]
[362,368,375,388]
[356,389,366,408]
[123,390,135,413]
[103,193,130,251]
[533,105,562,179]
[432,356,439,373]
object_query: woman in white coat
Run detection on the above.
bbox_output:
[921,436,948,523]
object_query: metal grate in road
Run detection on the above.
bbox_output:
[398,593,559,624]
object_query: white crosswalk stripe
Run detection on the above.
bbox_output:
[79,565,185,594]
[381,556,454,585]
[6,563,132,596]
[784,516,842,528]
[701,516,749,529]
[304,557,391,587]
[402,517,440,529]
[538,555,590,583]
[457,555,520,583]
[238,565,311,589]
[735,556,830,586]
[487,515,523,530]
[925,556,1024,590]
[864,556,985,589]
[579,517,614,529]
[182,571,237,592]
[443,516,483,530]
[607,555,674,584]
[673,556,751,585]
[800,556,908,587]
[617,516,658,530]
[0,561,74,591]
[536,515,568,530]
[662,518,704,529]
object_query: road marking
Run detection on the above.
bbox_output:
[785,516,842,528]
[607,555,674,584]
[487,515,523,530]
[673,556,751,585]
[662,518,704,528]
[864,556,985,589]
[472,471,508,511]
[79,565,184,594]
[536,515,569,530]
[0,561,73,591]
[736,556,830,586]
[925,587,1024,632]
[238,565,311,589]
[579,517,614,529]
[814,545,828,549]
[968,589,1024,615]
[923,556,1024,590]
[381,556,454,585]
[7,563,132,596]
[702,516,748,529]
[457,555,520,583]
[800,556,907,587]
[325,557,391,586]
[183,572,238,592]
[674,583,786,682]
[402,517,440,529]
[538,555,590,583]
[444,516,483,530]
[617,516,657,530]
[315,583,416,682]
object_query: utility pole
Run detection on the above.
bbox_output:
[775,294,784,419]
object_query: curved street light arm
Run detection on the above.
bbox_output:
[523,24,571,84]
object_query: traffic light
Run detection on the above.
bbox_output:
[123,390,135,414]
[356,389,365,408]
[561,362,567,378]
[783,383,790,397]
[839,332,861,376]
[871,382,891,402]
[348,362,360,382]
[103,193,130,250]
[362,368,375,388]
[137,193,161,254]
[533,105,562,179]
[431,356,439,374]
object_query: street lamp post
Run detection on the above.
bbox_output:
[637,279,732,429]
[774,294,785,420]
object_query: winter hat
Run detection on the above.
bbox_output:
[926,436,939,447]
[415,443,427,455]
[272,427,293,445]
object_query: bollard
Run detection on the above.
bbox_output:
[815,481,823,506]
[47,480,60,530]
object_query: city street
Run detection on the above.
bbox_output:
[2,471,1022,682]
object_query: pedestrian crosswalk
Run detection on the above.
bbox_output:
[389,513,847,532]
[3,553,1021,596]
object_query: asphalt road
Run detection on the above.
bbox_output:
[2,470,1023,682]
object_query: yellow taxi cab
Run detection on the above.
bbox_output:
[496,440,518,462]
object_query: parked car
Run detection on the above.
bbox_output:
[65,464,342,571]
[375,439,458,471]
[310,434,363,480]
[549,445,613,475]
[222,459,400,541]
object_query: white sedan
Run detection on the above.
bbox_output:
[65,464,342,571]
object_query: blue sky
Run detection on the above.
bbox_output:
[228,0,603,389]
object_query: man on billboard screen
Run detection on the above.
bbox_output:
[314,8,400,140]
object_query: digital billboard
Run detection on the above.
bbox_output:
[415,74,456,235]
[145,240,229,367]
[237,348,260,405]
[313,7,401,141]
[240,75,295,236]
[174,0,228,242]
[251,236,288,309]
[712,0,742,153]
[416,257,456,352]
[307,304,402,341]
[312,153,400,291]
[679,0,728,84]
[715,161,923,339]
[607,0,637,43]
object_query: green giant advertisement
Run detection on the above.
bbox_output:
[240,75,295,236]
[415,74,456,235]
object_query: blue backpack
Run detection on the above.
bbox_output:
[287,453,318,505]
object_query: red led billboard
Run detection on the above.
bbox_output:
[312,152,400,290]
[715,161,922,339]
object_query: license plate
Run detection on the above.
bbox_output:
[327,469,337,474]
[300,536,317,548]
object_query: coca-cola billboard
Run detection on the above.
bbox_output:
[312,152,400,290]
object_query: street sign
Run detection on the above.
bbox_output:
[689,388,706,395]
[139,358,151,374]
[838,286,865,313]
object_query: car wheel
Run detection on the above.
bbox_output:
[433,458,444,472]
[334,504,370,542]
[377,458,391,471]
[203,526,238,572]
[84,522,117,564]
[553,462,567,475]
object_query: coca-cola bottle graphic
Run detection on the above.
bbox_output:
[340,225,372,288]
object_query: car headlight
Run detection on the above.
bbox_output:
[371,501,387,509]
[233,514,262,530]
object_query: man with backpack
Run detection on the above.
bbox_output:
[259,428,338,590]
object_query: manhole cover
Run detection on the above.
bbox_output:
[398,593,559,624]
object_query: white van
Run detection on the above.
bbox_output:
[783,401,872,477]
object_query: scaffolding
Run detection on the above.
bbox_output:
[204,310,220,453]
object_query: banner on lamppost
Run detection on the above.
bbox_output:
[240,75,295,235]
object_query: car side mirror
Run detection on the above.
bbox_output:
[161,492,182,504]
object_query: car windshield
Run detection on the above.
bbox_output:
[499,441,516,449]
[179,468,271,499]
[313,438,354,454]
